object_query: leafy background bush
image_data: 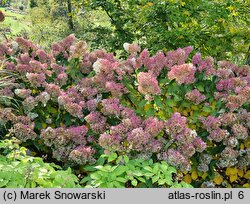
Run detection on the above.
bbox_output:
[1,0,249,63]
[0,34,249,188]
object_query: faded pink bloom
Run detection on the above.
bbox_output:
[168,63,196,84]
[185,89,206,104]
[167,149,191,171]
[99,133,122,152]
[123,43,141,55]
[143,117,165,136]
[192,52,202,66]
[127,127,152,151]
[69,145,95,165]
[192,137,207,152]
[101,98,122,116]
[137,71,161,96]
[208,128,230,142]
[26,73,46,87]
[165,112,187,134]
[14,89,31,99]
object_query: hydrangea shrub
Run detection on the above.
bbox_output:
[0,35,249,187]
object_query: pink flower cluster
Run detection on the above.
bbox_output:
[85,112,107,134]
[214,60,250,112]
[201,111,249,169]
[168,63,196,84]
[40,125,93,164]
[165,113,206,171]
[69,145,96,165]
[101,98,123,116]
[137,71,161,98]
[185,89,206,104]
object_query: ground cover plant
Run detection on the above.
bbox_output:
[0,35,249,188]
[0,137,80,188]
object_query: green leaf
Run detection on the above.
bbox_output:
[123,155,129,163]
[165,99,175,107]
[144,172,154,177]
[137,177,146,183]
[131,179,138,186]
[155,95,163,108]
[116,177,127,183]
[152,164,159,174]
[152,175,159,183]
[90,173,102,180]
[114,166,127,176]
[164,174,173,185]
[197,84,204,92]
[167,166,176,174]
[202,106,212,113]
[158,179,166,185]
[143,166,153,172]
[113,181,124,188]
[80,176,92,184]
[108,153,118,162]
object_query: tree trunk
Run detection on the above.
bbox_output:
[67,0,74,31]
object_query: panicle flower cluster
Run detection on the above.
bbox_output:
[121,108,142,130]
[217,147,238,168]
[70,41,88,59]
[14,89,31,99]
[185,89,206,104]
[166,46,193,68]
[218,112,237,126]
[127,127,152,151]
[55,72,68,86]
[165,112,187,134]
[214,61,250,112]
[0,43,13,59]
[35,91,50,107]
[45,83,62,98]
[197,154,212,172]
[52,34,76,58]
[138,49,167,76]
[0,108,16,125]
[85,112,107,133]
[231,123,248,140]
[40,125,93,164]
[10,122,37,142]
[208,128,230,142]
[0,86,15,97]
[123,43,141,55]
[16,37,38,53]
[99,133,123,154]
[68,125,89,144]
[196,56,215,76]
[85,99,98,111]
[105,81,127,97]
[22,96,37,113]
[69,145,96,165]
[165,113,206,171]
[98,103,164,155]
[168,63,196,84]
[58,92,84,118]
[143,117,165,136]
[26,73,46,87]
[137,71,161,98]
[101,98,123,116]
[167,149,191,171]
[200,116,221,132]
